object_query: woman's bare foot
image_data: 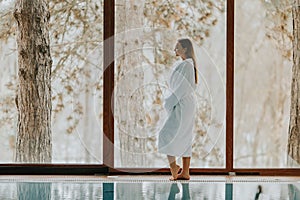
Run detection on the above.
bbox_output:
[169,164,181,181]
[176,172,190,180]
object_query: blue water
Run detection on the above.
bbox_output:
[0,180,299,200]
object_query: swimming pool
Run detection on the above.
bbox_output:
[0,176,299,199]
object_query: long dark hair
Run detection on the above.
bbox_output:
[178,38,198,84]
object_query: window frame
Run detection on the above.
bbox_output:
[1,0,299,176]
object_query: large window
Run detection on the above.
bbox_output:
[114,0,226,168]
[0,0,103,164]
[234,0,298,168]
[1,0,300,175]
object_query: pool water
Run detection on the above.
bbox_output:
[0,176,299,200]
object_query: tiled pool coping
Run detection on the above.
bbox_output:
[0,175,299,183]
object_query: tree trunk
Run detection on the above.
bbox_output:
[14,0,52,163]
[17,183,51,200]
[288,0,300,165]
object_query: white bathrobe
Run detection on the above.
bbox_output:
[158,58,197,157]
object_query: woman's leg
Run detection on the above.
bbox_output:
[167,155,180,180]
[177,157,190,180]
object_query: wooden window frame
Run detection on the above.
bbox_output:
[0,0,299,176]
[104,0,300,176]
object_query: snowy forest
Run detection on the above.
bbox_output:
[0,0,299,170]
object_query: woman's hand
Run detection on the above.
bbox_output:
[164,101,174,113]
[164,93,178,113]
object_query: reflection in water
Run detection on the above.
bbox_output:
[168,183,180,200]
[14,182,103,200]
[226,183,233,200]
[168,183,191,200]
[17,183,51,200]
[182,183,191,200]
[0,181,225,200]
[116,183,143,200]
[51,182,102,199]
[103,183,114,200]
[288,184,300,200]
[254,185,262,200]
[234,183,300,200]
[0,180,299,199]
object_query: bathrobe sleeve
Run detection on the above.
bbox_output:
[164,61,195,112]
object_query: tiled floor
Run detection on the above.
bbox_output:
[0,175,299,199]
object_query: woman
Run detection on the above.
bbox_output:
[158,38,198,180]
